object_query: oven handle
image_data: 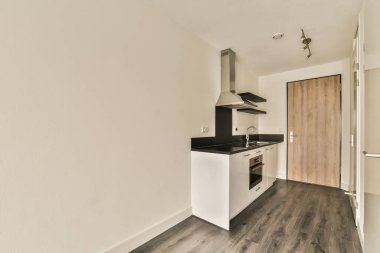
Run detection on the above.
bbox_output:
[250,163,264,170]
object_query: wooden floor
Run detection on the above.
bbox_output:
[131,180,362,253]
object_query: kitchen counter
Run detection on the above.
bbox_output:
[191,141,282,155]
[191,139,280,229]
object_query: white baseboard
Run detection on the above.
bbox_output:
[104,207,192,253]
[277,171,287,180]
[278,171,351,189]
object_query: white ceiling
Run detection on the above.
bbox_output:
[146,0,363,75]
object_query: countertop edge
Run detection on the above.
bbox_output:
[191,141,283,155]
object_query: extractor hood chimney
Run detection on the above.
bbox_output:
[216,49,244,107]
[216,49,257,109]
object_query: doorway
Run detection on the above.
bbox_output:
[287,75,341,188]
[348,34,359,223]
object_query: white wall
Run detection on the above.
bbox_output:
[258,60,351,188]
[233,61,260,136]
[364,0,380,195]
[0,1,261,252]
[364,69,380,195]
[356,1,366,244]
[0,1,214,252]
[363,0,380,248]
[364,0,380,71]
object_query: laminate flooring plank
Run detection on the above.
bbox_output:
[229,185,291,244]
[131,217,213,253]
[131,180,362,253]
[283,231,312,253]
[253,184,307,252]
[222,238,259,253]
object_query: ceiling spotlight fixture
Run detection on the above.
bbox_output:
[272,32,284,40]
[300,29,312,58]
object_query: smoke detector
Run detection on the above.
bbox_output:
[272,32,284,40]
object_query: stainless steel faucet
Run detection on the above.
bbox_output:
[246,126,257,146]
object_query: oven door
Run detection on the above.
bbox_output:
[249,163,263,189]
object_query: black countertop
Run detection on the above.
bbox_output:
[191,141,282,155]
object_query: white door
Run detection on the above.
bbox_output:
[265,145,277,186]
[229,152,249,218]
[264,147,272,185]
[271,145,278,184]
[349,36,359,222]
[363,69,380,252]
[363,0,380,252]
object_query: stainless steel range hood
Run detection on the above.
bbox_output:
[216,49,257,109]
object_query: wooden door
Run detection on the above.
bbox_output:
[287,75,341,187]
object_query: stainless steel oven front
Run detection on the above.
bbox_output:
[249,154,263,189]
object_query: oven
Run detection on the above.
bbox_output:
[249,154,263,189]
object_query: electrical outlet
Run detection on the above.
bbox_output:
[201,127,209,133]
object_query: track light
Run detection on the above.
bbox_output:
[301,29,312,58]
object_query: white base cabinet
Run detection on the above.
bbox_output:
[229,151,249,219]
[264,145,278,187]
[191,152,230,229]
[191,144,278,230]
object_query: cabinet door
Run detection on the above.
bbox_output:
[263,147,271,186]
[271,145,278,182]
[266,145,278,186]
[229,152,249,218]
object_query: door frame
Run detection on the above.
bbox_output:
[349,34,359,225]
[286,74,343,188]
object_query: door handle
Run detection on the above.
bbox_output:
[289,131,296,143]
[363,151,380,158]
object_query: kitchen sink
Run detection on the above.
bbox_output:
[231,141,273,148]
[255,141,272,145]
